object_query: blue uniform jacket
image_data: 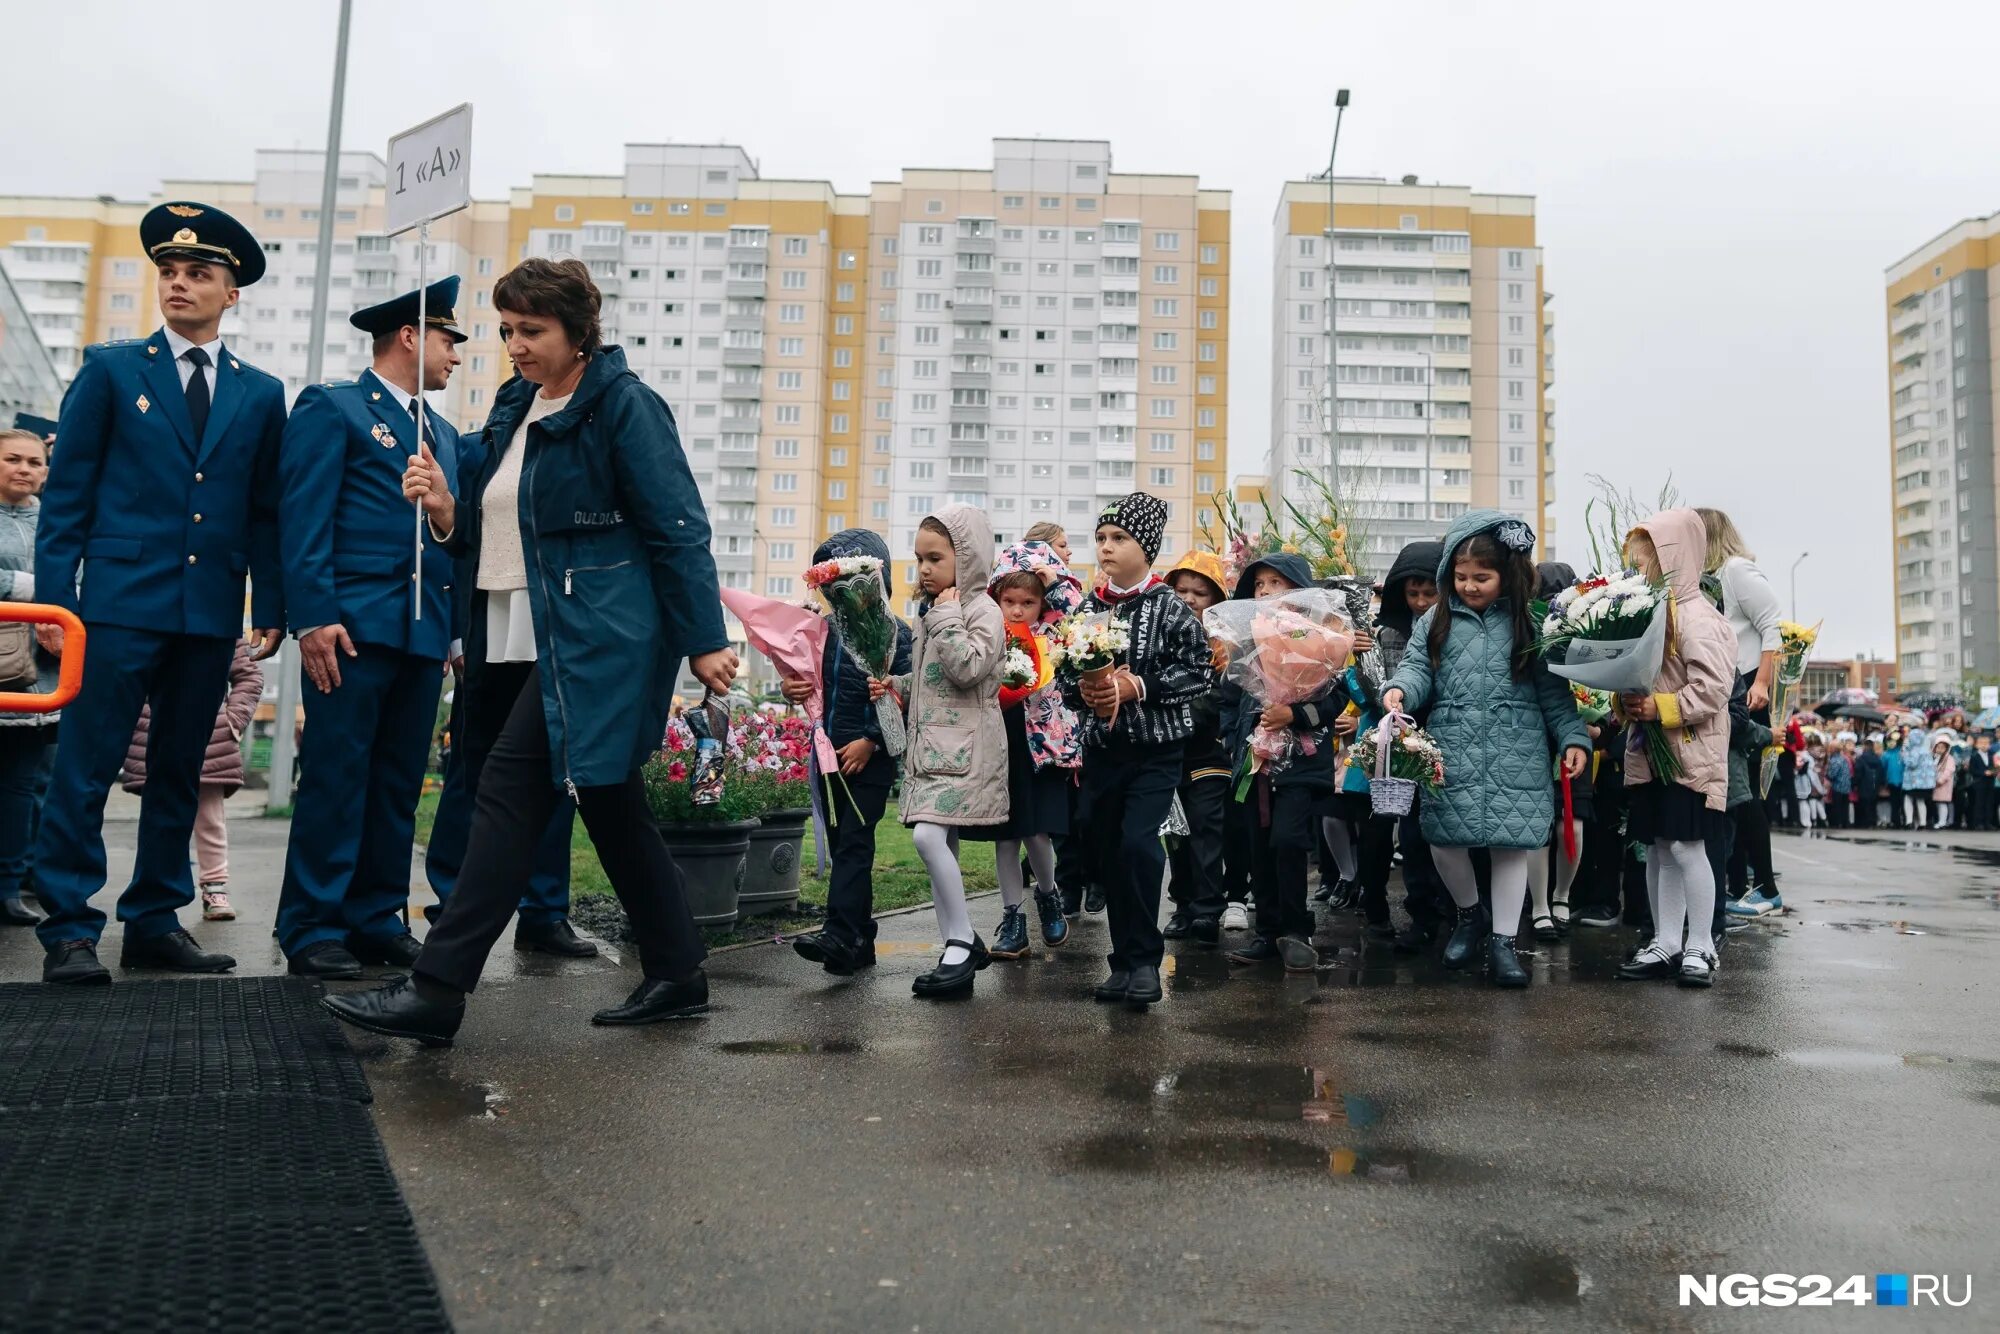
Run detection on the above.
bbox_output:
[280,369,459,660]
[37,329,285,635]
[449,348,728,788]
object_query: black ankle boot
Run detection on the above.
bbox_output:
[1441,906,1489,970]
[1486,933,1529,988]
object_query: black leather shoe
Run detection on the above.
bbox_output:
[912,940,981,998]
[793,930,862,976]
[1092,970,1131,1002]
[514,917,599,958]
[1486,933,1529,988]
[422,902,443,926]
[323,976,462,1047]
[1124,964,1163,1007]
[1162,909,1192,939]
[0,895,42,926]
[1189,915,1220,946]
[1441,907,1489,971]
[43,939,110,985]
[592,970,710,1025]
[1225,937,1281,965]
[349,931,423,968]
[1083,884,1106,914]
[288,940,363,979]
[1060,887,1083,919]
[120,928,234,973]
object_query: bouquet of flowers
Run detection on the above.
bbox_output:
[1535,569,1678,780]
[1001,641,1037,691]
[1049,611,1131,720]
[1344,713,1445,816]
[1571,683,1614,725]
[1759,618,1821,797]
[1204,588,1355,785]
[805,554,907,757]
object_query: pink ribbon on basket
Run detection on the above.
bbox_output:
[1374,711,1411,785]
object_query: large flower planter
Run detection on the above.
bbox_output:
[660,819,758,929]
[738,806,811,917]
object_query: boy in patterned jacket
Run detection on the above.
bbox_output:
[1059,493,1212,1009]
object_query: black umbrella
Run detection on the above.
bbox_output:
[1819,703,1888,726]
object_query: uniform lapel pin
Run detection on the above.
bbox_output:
[136,395,150,413]
[145,345,158,356]
[230,358,240,370]
[371,391,382,401]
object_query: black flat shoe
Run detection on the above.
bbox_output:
[593,970,710,1025]
[43,939,110,985]
[1531,914,1560,943]
[1093,970,1131,1002]
[912,940,981,999]
[288,940,363,980]
[1617,942,1678,981]
[1083,885,1106,915]
[514,917,599,958]
[0,895,42,927]
[120,928,234,974]
[1441,907,1489,971]
[348,931,423,968]
[323,975,463,1047]
[793,930,863,976]
[1124,963,1163,1007]
[1162,910,1192,940]
[1225,937,1280,966]
[1189,915,1220,946]
[1486,933,1529,988]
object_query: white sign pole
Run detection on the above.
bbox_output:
[412,220,428,620]
[386,102,472,627]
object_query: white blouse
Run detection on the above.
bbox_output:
[480,391,572,663]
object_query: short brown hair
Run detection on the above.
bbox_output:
[493,257,603,356]
[1023,522,1066,545]
[989,570,1045,603]
[0,428,47,456]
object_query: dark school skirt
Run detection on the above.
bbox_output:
[961,703,1071,842]
[1626,780,1729,845]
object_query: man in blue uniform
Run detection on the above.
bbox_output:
[34,201,285,983]
[274,277,463,978]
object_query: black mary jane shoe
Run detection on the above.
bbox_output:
[514,917,600,958]
[0,895,43,927]
[120,928,235,974]
[593,970,710,1025]
[1531,913,1561,943]
[1124,964,1164,1008]
[348,931,424,968]
[912,939,983,999]
[322,976,464,1048]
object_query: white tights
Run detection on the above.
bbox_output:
[1320,816,1358,884]
[1522,823,1584,929]
[1935,802,1954,829]
[912,822,974,965]
[996,835,1056,910]
[1431,846,1530,940]
[1650,838,1715,958]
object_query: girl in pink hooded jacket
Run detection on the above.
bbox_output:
[1615,509,1738,988]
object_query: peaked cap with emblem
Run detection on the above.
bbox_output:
[1097,491,1169,564]
[140,200,265,286]
[350,274,469,344]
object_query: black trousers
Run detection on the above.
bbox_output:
[1398,801,1448,930]
[1079,737,1182,973]
[1355,810,1396,927]
[1974,784,1996,831]
[820,778,890,949]
[1167,773,1227,918]
[416,666,705,993]
[1251,780,1321,944]
[1726,796,1775,897]
[1222,790,1253,906]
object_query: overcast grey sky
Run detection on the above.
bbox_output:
[11,0,1998,658]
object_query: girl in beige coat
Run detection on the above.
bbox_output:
[1616,508,1738,988]
[876,503,1007,998]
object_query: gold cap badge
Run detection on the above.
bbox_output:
[166,204,203,218]
[173,228,198,244]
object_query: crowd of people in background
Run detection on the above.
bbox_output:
[1769,718,1997,832]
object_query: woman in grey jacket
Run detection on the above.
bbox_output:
[0,428,56,926]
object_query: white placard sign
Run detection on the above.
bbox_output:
[1980,686,1997,710]
[386,103,473,237]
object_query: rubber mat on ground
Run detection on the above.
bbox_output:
[0,978,449,1332]
[0,976,371,1107]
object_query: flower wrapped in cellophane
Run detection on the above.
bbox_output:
[1204,588,1354,781]
[805,554,908,757]
[1535,568,1677,781]
[1759,618,1821,796]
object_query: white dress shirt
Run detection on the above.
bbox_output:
[161,326,225,396]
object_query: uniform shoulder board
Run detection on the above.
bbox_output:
[96,338,145,351]
[319,378,356,389]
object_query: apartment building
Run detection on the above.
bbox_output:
[1884,211,2000,693]
[1269,177,1553,574]
[0,136,1230,646]
[0,260,65,421]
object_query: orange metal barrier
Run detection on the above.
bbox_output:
[0,603,85,714]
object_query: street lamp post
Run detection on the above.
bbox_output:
[1791,551,1810,621]
[1317,89,1350,517]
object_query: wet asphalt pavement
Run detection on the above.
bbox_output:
[4,801,1998,1332]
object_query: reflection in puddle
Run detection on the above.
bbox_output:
[717,1038,864,1055]
[1715,1040,1777,1059]
[1062,1131,1445,1183]
[1780,1048,1903,1070]
[1110,1062,1381,1128]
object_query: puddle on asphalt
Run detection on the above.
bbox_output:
[1972,1091,2000,1106]
[716,1038,864,1055]
[1779,1048,1905,1070]
[1716,1041,1778,1058]
[1803,918,1941,936]
[1061,1131,1454,1183]
[1104,1062,1382,1128]
[1486,1238,1591,1306]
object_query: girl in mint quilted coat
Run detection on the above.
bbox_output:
[1383,509,1591,988]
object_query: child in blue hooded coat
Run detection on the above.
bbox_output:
[1383,511,1590,988]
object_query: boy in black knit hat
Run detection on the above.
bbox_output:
[1058,493,1212,1008]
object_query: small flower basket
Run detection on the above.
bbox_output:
[1347,712,1445,819]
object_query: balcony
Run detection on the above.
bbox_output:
[724,309,763,333]
[722,343,762,367]
[593,273,622,298]
[950,371,990,391]
[582,237,624,261]
[953,328,993,350]
[721,380,762,402]
[1099,273,1140,295]
[1098,338,1138,361]
[725,279,765,302]
[715,476,758,502]
[951,298,992,322]
[1891,302,1926,336]
[353,248,394,274]
[955,235,996,256]
[1095,474,1135,496]
[726,238,769,263]
[1102,240,1140,262]
[1893,335,1924,366]
[948,403,990,425]
[1892,365,1927,394]
[2,247,89,285]
[713,550,754,576]
[953,267,994,289]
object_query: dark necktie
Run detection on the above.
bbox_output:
[183,347,211,442]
